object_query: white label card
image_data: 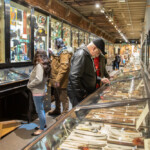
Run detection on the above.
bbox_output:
[136,103,149,130]
[144,139,150,150]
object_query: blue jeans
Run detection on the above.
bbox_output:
[33,96,46,130]
[115,61,119,69]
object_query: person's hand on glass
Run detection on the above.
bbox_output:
[101,78,110,84]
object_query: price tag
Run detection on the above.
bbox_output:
[136,103,149,130]
[144,139,150,150]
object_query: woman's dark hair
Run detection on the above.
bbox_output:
[33,50,51,77]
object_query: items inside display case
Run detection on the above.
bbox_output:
[26,98,148,150]
[10,2,31,63]
[24,64,149,150]
[72,27,78,51]
[51,18,62,50]
[62,23,71,47]
[79,30,85,47]
[0,66,32,85]
[0,0,5,63]
[85,32,89,46]
[89,34,95,42]
[34,11,49,52]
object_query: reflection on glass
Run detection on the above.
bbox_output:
[11,66,32,76]
[51,18,62,50]
[79,30,84,47]
[34,11,49,53]
[0,0,5,63]
[85,32,89,46]
[72,27,78,51]
[0,69,25,85]
[62,23,71,47]
[10,2,31,63]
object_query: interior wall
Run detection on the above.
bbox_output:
[142,0,150,43]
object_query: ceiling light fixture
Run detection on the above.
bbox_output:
[100,9,105,13]
[95,3,100,8]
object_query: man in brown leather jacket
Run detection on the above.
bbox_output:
[48,38,73,115]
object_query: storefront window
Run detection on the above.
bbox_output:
[62,23,71,47]
[51,18,62,50]
[79,30,84,47]
[34,11,49,52]
[85,32,89,46]
[72,27,78,51]
[10,2,31,63]
[0,0,5,63]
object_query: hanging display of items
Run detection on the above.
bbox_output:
[85,32,89,46]
[62,23,71,47]
[10,1,31,63]
[79,30,85,47]
[0,0,5,63]
[34,11,49,52]
[51,18,62,50]
[72,27,78,51]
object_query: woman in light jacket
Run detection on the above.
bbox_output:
[27,50,50,136]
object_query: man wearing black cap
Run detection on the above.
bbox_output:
[67,38,110,107]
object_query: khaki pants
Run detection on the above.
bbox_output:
[54,88,69,114]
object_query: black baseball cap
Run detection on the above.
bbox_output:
[93,38,105,54]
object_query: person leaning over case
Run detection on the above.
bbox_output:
[48,38,73,116]
[27,50,50,136]
[67,38,110,107]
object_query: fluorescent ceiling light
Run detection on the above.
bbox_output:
[96,4,100,8]
[100,9,105,13]
[119,0,126,2]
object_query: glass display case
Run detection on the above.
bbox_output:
[51,18,62,50]
[24,69,149,150]
[62,23,71,47]
[0,0,5,63]
[79,30,85,47]
[0,66,32,86]
[71,27,78,51]
[85,32,89,46]
[10,1,31,63]
[34,11,49,52]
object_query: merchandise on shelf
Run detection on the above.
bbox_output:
[72,27,78,51]
[85,32,89,46]
[51,18,62,50]
[10,2,31,63]
[63,23,71,47]
[34,11,49,52]
[79,30,85,47]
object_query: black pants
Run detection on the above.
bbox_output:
[68,91,84,107]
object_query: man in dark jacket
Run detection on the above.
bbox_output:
[67,38,110,107]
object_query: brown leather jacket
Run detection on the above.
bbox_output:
[50,51,72,89]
